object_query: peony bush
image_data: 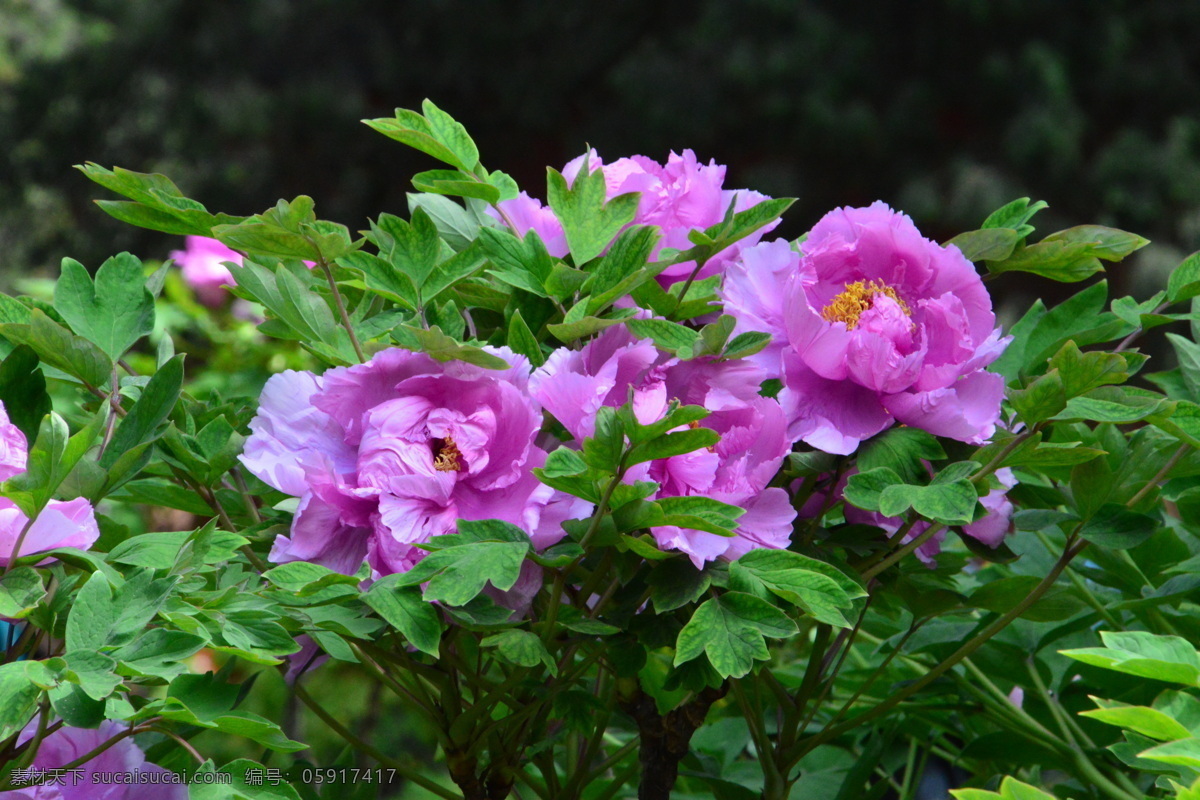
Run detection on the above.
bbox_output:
[1,99,1199,800]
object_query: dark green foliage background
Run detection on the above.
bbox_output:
[3,0,1200,296]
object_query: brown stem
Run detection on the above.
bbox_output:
[620,683,728,799]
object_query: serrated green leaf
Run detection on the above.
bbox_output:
[674,592,797,678]
[54,253,154,360]
[547,156,638,264]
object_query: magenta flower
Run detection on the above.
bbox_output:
[6,720,185,800]
[493,149,773,288]
[240,348,590,578]
[0,404,98,567]
[487,192,569,258]
[169,236,241,307]
[531,327,796,567]
[722,203,1009,454]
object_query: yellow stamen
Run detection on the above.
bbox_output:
[821,279,911,330]
[432,436,464,472]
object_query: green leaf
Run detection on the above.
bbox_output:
[951,776,1058,800]
[674,592,798,678]
[981,197,1048,238]
[1080,703,1191,742]
[63,650,121,701]
[1169,332,1200,398]
[987,239,1104,282]
[546,313,631,343]
[412,169,499,203]
[65,572,116,652]
[1138,738,1200,770]
[0,661,40,740]
[480,227,553,295]
[3,411,68,513]
[100,354,184,468]
[0,345,50,444]
[394,522,531,606]
[213,222,316,260]
[392,324,509,369]
[586,225,659,300]
[878,479,977,526]
[723,331,772,360]
[1080,504,1160,549]
[945,228,1021,262]
[1049,340,1132,398]
[263,562,360,594]
[842,467,905,513]
[422,242,487,305]
[421,99,481,171]
[731,550,864,627]
[1051,388,1167,424]
[857,427,945,484]
[1168,251,1200,302]
[0,309,111,388]
[1062,630,1200,686]
[365,104,475,171]
[363,575,445,656]
[547,156,639,264]
[539,447,590,478]
[626,427,720,466]
[53,253,154,360]
[110,571,177,643]
[373,210,442,289]
[339,250,418,310]
[625,317,702,357]
[481,629,557,675]
[407,193,482,251]
[506,308,545,367]
[968,576,1083,621]
[1041,225,1149,261]
[107,527,248,570]
[0,567,45,619]
[648,559,712,613]
[1009,370,1067,426]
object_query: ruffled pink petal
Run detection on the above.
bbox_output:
[269,491,370,575]
[240,369,357,495]
[883,370,1005,444]
[779,354,893,455]
[650,525,732,569]
[963,467,1017,547]
[721,488,797,561]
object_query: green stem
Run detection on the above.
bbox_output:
[294,682,458,800]
[733,679,786,797]
[783,535,1089,770]
[861,521,944,581]
[317,257,365,363]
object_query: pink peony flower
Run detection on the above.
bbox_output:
[722,203,1009,454]
[169,236,241,307]
[240,348,591,578]
[5,720,186,800]
[492,149,774,288]
[0,403,99,567]
[531,327,796,567]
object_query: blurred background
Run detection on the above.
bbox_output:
[3,0,1200,312]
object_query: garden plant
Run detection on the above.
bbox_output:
[3,100,1200,800]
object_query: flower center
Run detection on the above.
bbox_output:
[431,436,464,472]
[821,279,911,330]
